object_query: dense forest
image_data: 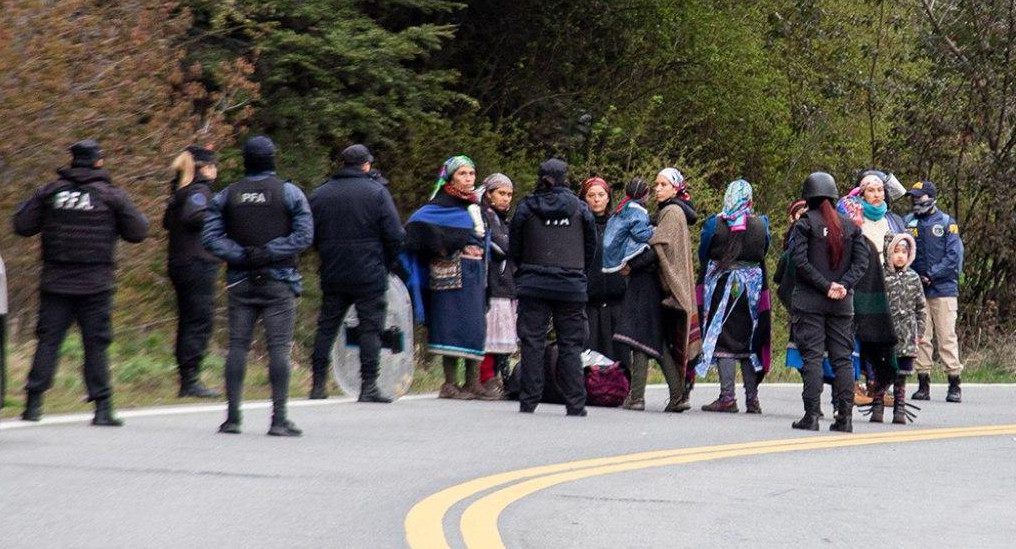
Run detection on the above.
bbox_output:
[1,0,1013,378]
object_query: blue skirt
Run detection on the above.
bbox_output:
[785,340,861,381]
[426,257,486,360]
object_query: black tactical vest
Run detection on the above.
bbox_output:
[223,176,297,269]
[521,209,585,270]
[41,181,117,265]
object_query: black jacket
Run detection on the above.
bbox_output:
[790,209,870,316]
[509,186,596,303]
[586,213,626,304]
[483,201,516,299]
[13,167,149,295]
[310,166,405,294]
[163,178,217,268]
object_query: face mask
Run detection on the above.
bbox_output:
[912,197,936,216]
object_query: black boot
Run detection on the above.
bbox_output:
[358,379,393,403]
[946,375,962,403]
[866,381,885,423]
[92,398,124,427]
[267,409,302,437]
[218,407,242,434]
[22,392,43,422]
[893,376,911,425]
[309,372,328,400]
[868,400,884,423]
[830,401,853,433]
[179,379,221,398]
[911,373,931,401]
[792,399,821,431]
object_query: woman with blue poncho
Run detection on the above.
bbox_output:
[696,179,772,414]
[404,155,497,400]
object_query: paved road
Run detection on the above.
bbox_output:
[1,384,1014,549]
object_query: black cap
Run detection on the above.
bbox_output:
[905,180,937,199]
[70,140,104,167]
[186,145,216,165]
[243,135,276,174]
[538,158,568,188]
[342,144,373,166]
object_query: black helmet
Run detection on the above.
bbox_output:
[802,172,838,201]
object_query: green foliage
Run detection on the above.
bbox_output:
[2,0,1015,408]
[196,0,471,184]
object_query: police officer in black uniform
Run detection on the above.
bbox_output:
[164,145,221,398]
[13,140,149,426]
[202,136,313,437]
[509,159,597,416]
[308,144,405,401]
[789,172,869,432]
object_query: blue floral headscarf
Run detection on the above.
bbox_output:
[718,179,753,232]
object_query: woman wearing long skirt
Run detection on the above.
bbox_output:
[696,180,772,414]
[404,156,496,400]
[479,173,517,391]
[581,177,628,366]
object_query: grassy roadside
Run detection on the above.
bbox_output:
[3,330,1014,418]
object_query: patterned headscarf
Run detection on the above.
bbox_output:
[615,177,651,214]
[788,199,808,219]
[430,155,476,199]
[718,179,753,232]
[482,173,513,192]
[581,176,610,198]
[658,168,691,201]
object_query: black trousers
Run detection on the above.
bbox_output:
[792,311,855,412]
[311,290,386,384]
[225,279,295,420]
[1,315,7,408]
[169,261,217,384]
[26,291,113,401]
[517,296,588,413]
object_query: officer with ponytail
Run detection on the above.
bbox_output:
[790,172,870,432]
[164,145,221,399]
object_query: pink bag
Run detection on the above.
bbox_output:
[584,362,629,407]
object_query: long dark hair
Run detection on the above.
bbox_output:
[813,198,844,270]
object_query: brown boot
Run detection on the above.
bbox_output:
[463,360,500,400]
[481,377,506,400]
[701,397,738,413]
[659,351,689,413]
[624,352,649,411]
[854,381,873,406]
[438,357,473,399]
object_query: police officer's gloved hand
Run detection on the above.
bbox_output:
[920,275,932,288]
[243,246,273,269]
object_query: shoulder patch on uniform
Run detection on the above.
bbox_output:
[948,223,959,234]
[189,193,207,206]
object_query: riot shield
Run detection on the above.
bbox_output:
[331,275,414,400]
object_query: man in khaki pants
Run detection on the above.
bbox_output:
[904,181,964,402]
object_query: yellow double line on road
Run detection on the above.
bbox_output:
[405,424,1016,549]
